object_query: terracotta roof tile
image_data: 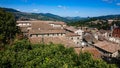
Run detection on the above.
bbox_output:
[17,20,66,30]
[82,47,102,58]
[94,41,120,53]
[66,32,80,37]
[31,21,54,30]
[74,47,102,59]
[65,26,78,32]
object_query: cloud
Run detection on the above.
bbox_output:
[75,11,80,14]
[57,5,66,10]
[102,0,120,6]
[32,9,39,12]
[116,3,120,6]
[102,0,117,3]
[22,0,28,2]
[17,9,20,11]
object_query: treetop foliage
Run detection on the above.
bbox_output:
[0,8,19,45]
[0,40,117,68]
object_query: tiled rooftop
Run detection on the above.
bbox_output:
[65,26,78,32]
[83,33,96,43]
[31,21,54,30]
[20,27,29,32]
[66,32,80,37]
[94,41,120,53]
[74,47,102,59]
[17,20,66,30]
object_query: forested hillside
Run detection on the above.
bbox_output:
[68,18,120,30]
[0,7,71,22]
[94,15,120,20]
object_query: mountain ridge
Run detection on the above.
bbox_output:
[1,7,120,22]
[0,7,71,22]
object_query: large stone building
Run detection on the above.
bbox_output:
[17,20,84,47]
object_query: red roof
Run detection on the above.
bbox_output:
[112,28,120,38]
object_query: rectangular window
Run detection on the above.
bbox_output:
[30,35,32,37]
[71,37,73,40]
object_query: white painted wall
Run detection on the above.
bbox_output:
[68,36,81,46]
[112,51,119,57]
[108,37,120,44]
[75,29,84,35]
[94,34,99,40]
[30,33,65,38]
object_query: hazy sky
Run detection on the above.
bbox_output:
[0,0,120,17]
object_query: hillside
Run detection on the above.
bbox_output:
[0,7,71,22]
[64,16,87,22]
[0,7,20,13]
[68,17,120,30]
[94,15,120,20]
[1,7,120,23]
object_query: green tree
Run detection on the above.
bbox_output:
[0,40,117,68]
[0,8,18,45]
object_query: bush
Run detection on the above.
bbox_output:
[0,40,117,68]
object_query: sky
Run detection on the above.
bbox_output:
[0,0,120,17]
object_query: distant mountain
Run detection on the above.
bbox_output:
[0,7,20,13]
[0,7,71,22]
[94,14,120,20]
[65,16,87,22]
[1,7,120,23]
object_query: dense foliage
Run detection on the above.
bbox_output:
[68,18,112,30]
[0,8,19,45]
[0,9,19,44]
[68,18,97,26]
[0,40,117,68]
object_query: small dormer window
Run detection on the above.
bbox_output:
[36,34,38,37]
